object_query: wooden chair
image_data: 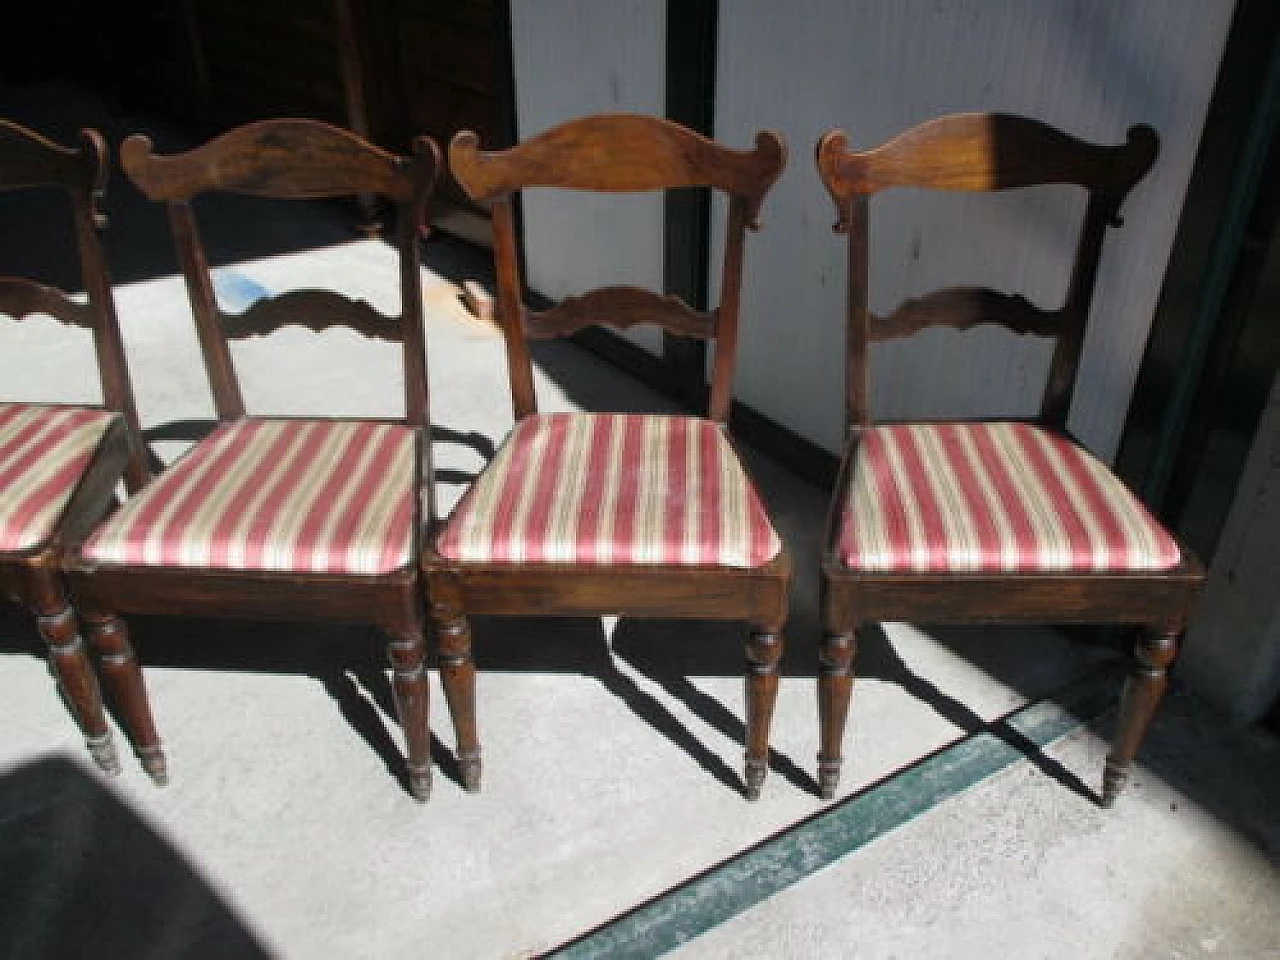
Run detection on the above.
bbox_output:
[64,120,441,800]
[426,114,791,798]
[0,120,151,775]
[814,113,1205,805]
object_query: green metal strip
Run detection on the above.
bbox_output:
[547,668,1119,959]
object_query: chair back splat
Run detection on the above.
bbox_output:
[815,112,1157,431]
[449,113,785,424]
[121,120,441,433]
[0,120,149,492]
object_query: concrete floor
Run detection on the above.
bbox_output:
[2,85,1279,958]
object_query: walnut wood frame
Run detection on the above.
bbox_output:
[426,114,791,799]
[0,120,151,777]
[814,113,1205,804]
[63,120,442,801]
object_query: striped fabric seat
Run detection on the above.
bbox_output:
[85,418,416,575]
[438,412,781,568]
[840,422,1181,573]
[0,403,116,554]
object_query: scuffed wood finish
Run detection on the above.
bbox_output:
[219,289,397,341]
[525,287,715,340]
[817,115,1157,201]
[451,114,785,224]
[874,287,1057,341]
[69,120,443,801]
[814,114,1202,805]
[0,278,94,328]
[1,120,152,776]
[430,114,792,798]
[121,119,430,202]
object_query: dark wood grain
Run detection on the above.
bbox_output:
[450,113,785,224]
[1,120,151,777]
[428,114,792,798]
[817,114,1157,200]
[69,119,443,801]
[121,119,433,202]
[814,113,1201,804]
[525,287,715,340]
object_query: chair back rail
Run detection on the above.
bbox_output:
[450,113,785,423]
[0,278,95,328]
[121,120,441,434]
[524,288,716,341]
[0,120,148,491]
[816,113,1158,430]
[219,290,398,342]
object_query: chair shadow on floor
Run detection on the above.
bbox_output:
[0,601,1109,802]
[0,755,271,959]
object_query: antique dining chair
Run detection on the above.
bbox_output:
[64,120,441,800]
[426,114,791,798]
[1,120,152,775]
[814,114,1204,805]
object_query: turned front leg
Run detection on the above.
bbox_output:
[744,625,784,800]
[1103,627,1178,806]
[83,612,167,785]
[818,628,857,800]
[28,569,119,775]
[386,626,433,802]
[432,595,480,793]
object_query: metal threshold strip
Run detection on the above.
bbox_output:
[545,665,1121,959]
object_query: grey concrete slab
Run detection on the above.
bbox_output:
[676,687,1280,960]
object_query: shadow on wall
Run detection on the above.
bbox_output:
[0,755,270,959]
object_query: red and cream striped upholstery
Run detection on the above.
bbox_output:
[839,422,1181,573]
[85,418,416,575]
[0,403,116,553]
[438,412,781,568]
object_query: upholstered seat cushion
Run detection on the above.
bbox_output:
[85,418,416,575]
[0,403,117,554]
[839,422,1180,573]
[438,412,781,567]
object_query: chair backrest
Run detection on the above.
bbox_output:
[0,119,149,492]
[816,112,1158,432]
[121,119,441,431]
[449,113,786,424]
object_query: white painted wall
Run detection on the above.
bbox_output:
[715,0,1236,459]
[510,0,666,354]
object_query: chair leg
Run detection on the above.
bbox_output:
[28,569,119,775]
[386,626,433,802]
[83,612,167,786]
[432,598,481,793]
[817,629,857,800]
[1103,627,1178,806]
[744,623,784,800]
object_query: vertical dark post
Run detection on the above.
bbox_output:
[664,0,717,409]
